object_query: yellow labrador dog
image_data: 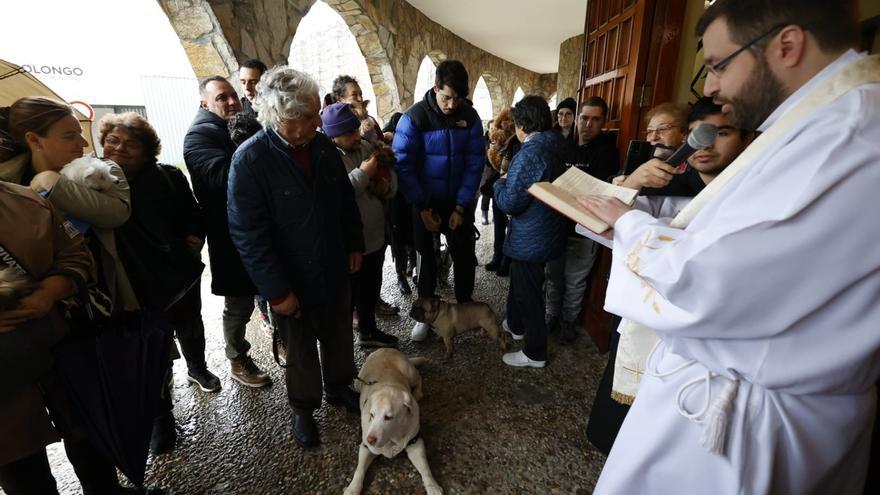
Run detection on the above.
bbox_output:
[344,348,442,495]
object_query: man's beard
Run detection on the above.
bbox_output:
[718,53,787,131]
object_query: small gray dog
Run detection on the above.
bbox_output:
[409,297,507,357]
[0,267,39,311]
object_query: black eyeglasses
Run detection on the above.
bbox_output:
[707,24,786,76]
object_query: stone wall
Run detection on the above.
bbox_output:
[557,34,584,102]
[157,0,558,122]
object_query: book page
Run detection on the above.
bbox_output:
[528,182,611,233]
[553,166,638,205]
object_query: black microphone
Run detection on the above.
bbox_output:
[665,123,718,166]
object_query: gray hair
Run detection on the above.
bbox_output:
[254,66,320,129]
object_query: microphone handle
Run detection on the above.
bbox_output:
[664,143,697,166]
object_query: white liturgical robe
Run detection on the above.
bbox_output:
[595,50,880,494]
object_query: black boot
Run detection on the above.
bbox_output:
[326,387,361,413]
[291,412,320,448]
[397,272,412,295]
[560,320,578,345]
[150,412,176,455]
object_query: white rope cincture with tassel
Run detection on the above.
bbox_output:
[651,343,741,457]
[699,378,739,455]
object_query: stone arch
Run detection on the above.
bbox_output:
[321,0,402,122]
[158,0,402,122]
[157,0,241,78]
[512,86,525,106]
[472,76,494,122]
[480,72,507,118]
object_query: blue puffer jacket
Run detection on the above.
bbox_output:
[228,129,364,307]
[392,89,485,208]
[494,130,567,263]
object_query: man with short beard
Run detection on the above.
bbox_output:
[578,0,880,493]
[184,76,270,389]
[393,60,484,343]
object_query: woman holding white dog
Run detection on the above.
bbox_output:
[0,98,142,494]
[0,97,136,310]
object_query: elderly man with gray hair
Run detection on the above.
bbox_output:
[227,66,365,448]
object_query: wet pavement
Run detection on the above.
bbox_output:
[21,220,609,494]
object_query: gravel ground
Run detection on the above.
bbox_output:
[13,219,609,495]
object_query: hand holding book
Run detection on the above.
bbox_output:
[575,196,633,238]
[527,166,638,233]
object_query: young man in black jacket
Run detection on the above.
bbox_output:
[546,97,620,343]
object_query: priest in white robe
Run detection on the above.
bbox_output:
[579,1,880,493]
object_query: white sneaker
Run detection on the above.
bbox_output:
[411,322,430,342]
[502,350,546,368]
[502,319,524,341]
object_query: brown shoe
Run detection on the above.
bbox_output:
[230,355,271,387]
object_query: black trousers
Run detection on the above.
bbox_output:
[506,259,548,361]
[391,193,417,274]
[412,203,477,302]
[586,316,630,455]
[166,285,207,372]
[351,250,384,333]
[0,438,120,495]
[275,281,357,415]
[0,376,119,495]
[491,201,508,263]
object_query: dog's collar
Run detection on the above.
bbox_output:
[407,430,421,447]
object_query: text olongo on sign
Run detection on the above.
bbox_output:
[21,64,84,77]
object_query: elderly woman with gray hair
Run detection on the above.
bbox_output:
[227,65,365,448]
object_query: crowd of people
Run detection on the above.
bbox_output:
[1,0,879,492]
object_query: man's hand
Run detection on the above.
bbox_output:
[576,195,633,233]
[621,159,681,190]
[448,210,464,230]
[349,251,363,273]
[420,209,442,232]
[185,235,204,254]
[271,292,301,318]
[30,171,62,193]
[0,289,56,332]
[359,156,379,178]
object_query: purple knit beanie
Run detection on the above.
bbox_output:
[321,102,360,138]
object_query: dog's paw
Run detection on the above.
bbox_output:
[424,482,443,495]
[343,482,362,495]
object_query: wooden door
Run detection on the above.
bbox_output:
[576,0,686,352]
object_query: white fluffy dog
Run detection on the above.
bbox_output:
[60,157,119,191]
[345,348,442,495]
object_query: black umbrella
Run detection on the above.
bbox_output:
[53,311,172,486]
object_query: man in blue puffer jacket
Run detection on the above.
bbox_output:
[494,95,567,368]
[393,60,485,342]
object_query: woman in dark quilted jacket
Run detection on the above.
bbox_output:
[493,95,566,369]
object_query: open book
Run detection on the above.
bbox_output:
[527,166,638,233]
